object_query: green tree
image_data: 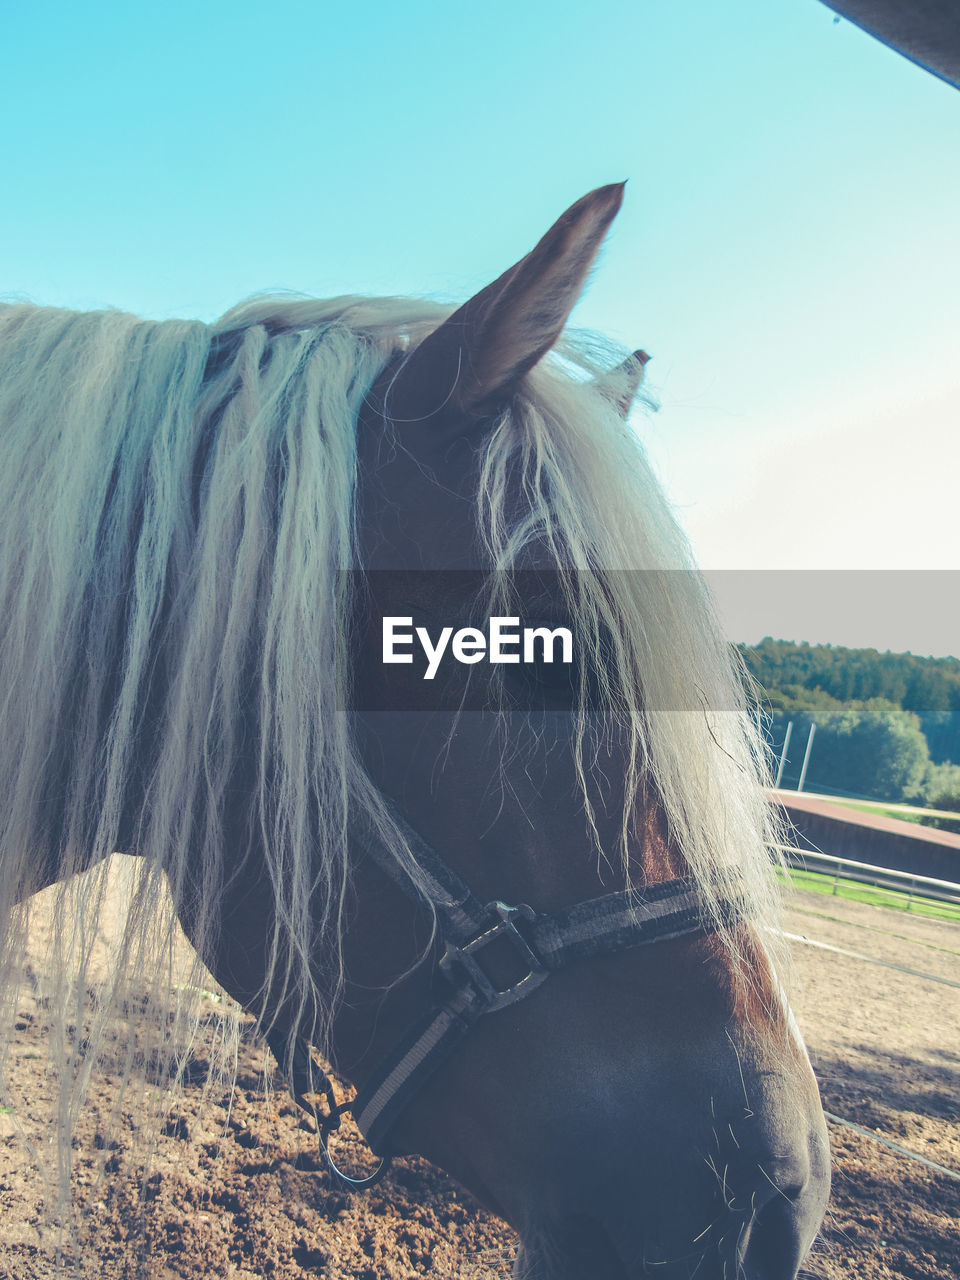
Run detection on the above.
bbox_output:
[765,695,930,802]
[742,640,960,794]
[927,792,960,835]
[809,700,929,801]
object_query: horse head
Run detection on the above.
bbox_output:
[0,183,829,1280]
[318,185,830,1277]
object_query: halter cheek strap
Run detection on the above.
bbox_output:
[272,804,744,1189]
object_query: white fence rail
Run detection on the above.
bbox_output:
[772,844,960,910]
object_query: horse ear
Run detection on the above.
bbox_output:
[386,183,626,442]
[595,349,651,418]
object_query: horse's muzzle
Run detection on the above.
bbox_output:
[507,1058,831,1280]
[514,1128,830,1280]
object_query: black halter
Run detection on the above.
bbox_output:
[270,803,743,1191]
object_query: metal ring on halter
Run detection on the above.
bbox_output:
[266,1031,393,1191]
[317,1095,393,1190]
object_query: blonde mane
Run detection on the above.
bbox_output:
[0,294,784,1217]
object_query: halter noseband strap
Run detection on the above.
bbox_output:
[274,804,743,1189]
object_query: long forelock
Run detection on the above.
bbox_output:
[476,334,787,969]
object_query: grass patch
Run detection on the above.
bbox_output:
[171,984,223,1004]
[833,800,925,824]
[780,866,960,923]
[827,798,960,833]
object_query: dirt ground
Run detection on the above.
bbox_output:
[784,892,960,1279]
[0,883,957,1280]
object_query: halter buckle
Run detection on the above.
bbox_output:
[440,901,548,1012]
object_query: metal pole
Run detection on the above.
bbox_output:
[775,721,793,789]
[797,722,816,792]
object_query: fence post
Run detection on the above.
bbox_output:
[797,723,816,793]
[776,721,793,789]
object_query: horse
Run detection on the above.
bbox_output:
[0,183,830,1278]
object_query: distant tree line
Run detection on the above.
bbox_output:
[738,638,960,826]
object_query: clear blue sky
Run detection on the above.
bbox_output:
[4,0,958,656]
